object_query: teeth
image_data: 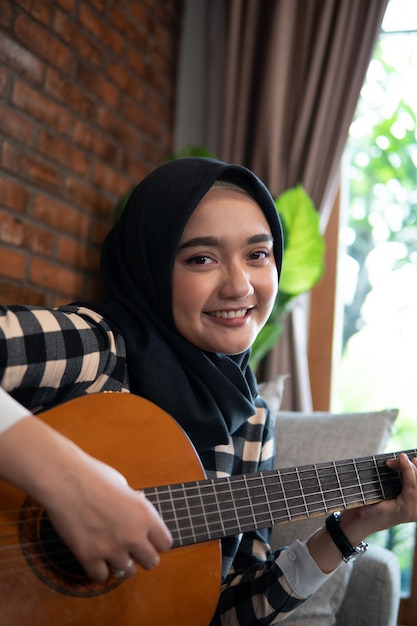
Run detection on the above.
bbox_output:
[211,309,248,319]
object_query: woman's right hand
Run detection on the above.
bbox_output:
[0,416,173,582]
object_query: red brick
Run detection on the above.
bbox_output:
[12,81,71,134]
[0,34,44,84]
[58,235,100,272]
[76,63,120,108]
[1,0,183,307]
[0,1,12,28]
[53,11,103,68]
[121,153,148,182]
[63,176,113,217]
[89,216,112,247]
[54,0,74,14]
[14,14,73,73]
[37,129,91,176]
[0,247,27,280]
[92,161,131,196]
[109,6,141,43]
[2,142,62,192]
[122,98,160,139]
[33,194,89,238]
[0,67,6,97]
[106,58,131,92]
[0,280,47,306]
[0,211,54,256]
[127,48,147,78]
[128,4,149,30]
[45,68,96,118]
[0,104,34,145]
[0,178,30,213]
[71,120,118,164]
[12,0,52,27]
[30,258,84,297]
[96,106,142,153]
[25,224,54,256]
[0,212,25,247]
[85,0,107,14]
[78,4,124,56]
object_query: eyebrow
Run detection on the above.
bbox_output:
[177,233,274,251]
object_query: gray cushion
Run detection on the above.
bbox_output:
[259,378,399,624]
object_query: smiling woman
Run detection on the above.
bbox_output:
[2,157,417,626]
[173,184,278,355]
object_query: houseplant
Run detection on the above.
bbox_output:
[250,185,324,371]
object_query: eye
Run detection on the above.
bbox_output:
[185,255,215,265]
[249,250,271,261]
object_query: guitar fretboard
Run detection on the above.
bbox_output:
[144,450,414,548]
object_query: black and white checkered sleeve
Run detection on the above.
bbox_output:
[0,304,128,411]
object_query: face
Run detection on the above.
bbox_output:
[172,188,278,354]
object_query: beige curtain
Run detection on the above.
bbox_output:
[174,0,388,409]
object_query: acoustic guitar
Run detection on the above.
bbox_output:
[0,393,411,625]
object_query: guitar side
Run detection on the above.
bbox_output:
[0,393,221,626]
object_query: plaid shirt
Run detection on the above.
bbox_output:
[0,304,317,625]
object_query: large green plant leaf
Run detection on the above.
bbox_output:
[277,185,325,296]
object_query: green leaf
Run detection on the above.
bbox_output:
[276,185,325,296]
[250,324,283,372]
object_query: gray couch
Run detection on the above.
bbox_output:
[260,377,401,625]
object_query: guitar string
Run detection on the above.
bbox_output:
[0,460,404,561]
[0,452,402,515]
[0,452,408,534]
[0,454,404,527]
[0,460,401,533]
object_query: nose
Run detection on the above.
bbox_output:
[218,262,254,300]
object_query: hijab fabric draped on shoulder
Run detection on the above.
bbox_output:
[94,158,283,454]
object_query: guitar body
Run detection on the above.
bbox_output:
[0,394,221,626]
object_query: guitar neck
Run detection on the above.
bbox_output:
[145,449,415,548]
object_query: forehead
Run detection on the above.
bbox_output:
[181,188,271,238]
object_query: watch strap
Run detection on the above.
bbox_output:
[325,512,368,562]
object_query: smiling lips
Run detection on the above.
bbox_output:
[207,308,252,320]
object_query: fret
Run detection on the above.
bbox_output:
[143,449,414,548]
[243,476,257,529]
[356,456,385,502]
[314,463,328,514]
[353,458,366,504]
[260,473,275,526]
[333,460,348,509]
[314,462,345,511]
[297,465,323,517]
[211,478,226,537]
[261,472,291,525]
[277,469,291,521]
[374,456,386,499]
[166,484,183,546]
[228,477,243,534]
[295,467,308,518]
[215,477,242,536]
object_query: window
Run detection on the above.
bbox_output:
[332,0,417,601]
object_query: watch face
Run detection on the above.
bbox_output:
[343,542,369,562]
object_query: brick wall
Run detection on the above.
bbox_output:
[0,0,183,306]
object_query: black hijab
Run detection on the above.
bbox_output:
[95,157,283,454]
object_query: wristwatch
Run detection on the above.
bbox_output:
[325,512,369,562]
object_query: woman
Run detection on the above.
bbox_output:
[1,157,416,624]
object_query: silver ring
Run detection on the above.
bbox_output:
[112,568,126,579]
[112,558,133,578]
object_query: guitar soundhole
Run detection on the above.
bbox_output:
[19,497,124,597]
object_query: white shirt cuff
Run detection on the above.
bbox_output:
[276,537,342,597]
[0,387,31,434]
